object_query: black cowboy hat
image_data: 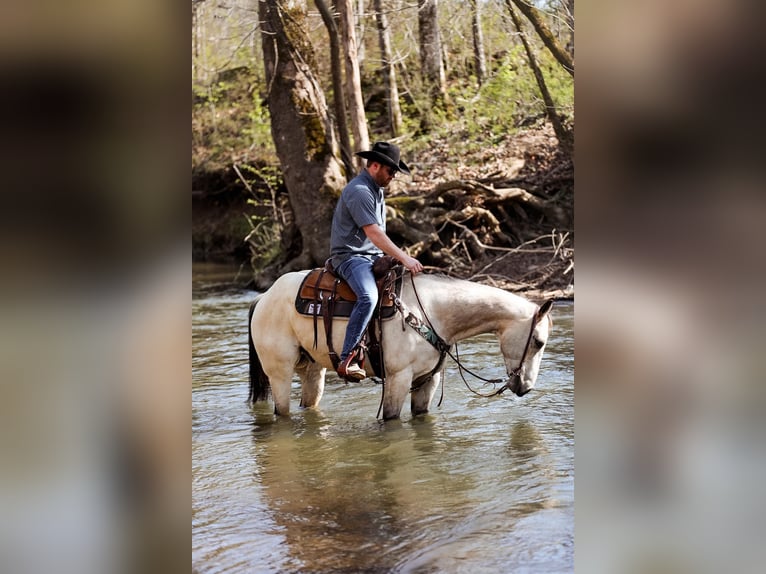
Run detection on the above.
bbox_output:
[355,141,411,175]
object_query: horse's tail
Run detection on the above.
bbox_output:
[248,295,270,403]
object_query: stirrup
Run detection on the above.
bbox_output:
[337,353,366,381]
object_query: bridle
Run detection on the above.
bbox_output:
[404,272,548,398]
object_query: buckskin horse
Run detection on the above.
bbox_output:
[248,270,553,420]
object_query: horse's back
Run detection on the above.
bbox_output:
[252,271,308,319]
[261,270,308,300]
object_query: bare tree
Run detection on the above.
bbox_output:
[355,0,367,63]
[469,0,487,85]
[417,0,448,127]
[565,0,574,58]
[509,0,573,76]
[259,0,346,278]
[337,0,370,164]
[505,0,572,153]
[315,0,355,177]
[373,0,403,136]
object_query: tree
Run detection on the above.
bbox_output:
[258,0,346,281]
[373,0,403,136]
[417,0,448,127]
[565,0,574,58]
[509,0,573,76]
[337,0,370,163]
[192,0,574,289]
[505,1,572,153]
[314,0,355,177]
[469,0,487,85]
[354,0,367,65]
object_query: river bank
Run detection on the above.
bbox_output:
[192,122,573,300]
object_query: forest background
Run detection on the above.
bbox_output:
[192,0,574,299]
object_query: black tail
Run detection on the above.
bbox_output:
[248,297,271,403]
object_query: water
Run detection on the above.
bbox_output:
[193,264,573,573]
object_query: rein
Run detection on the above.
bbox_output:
[405,273,544,399]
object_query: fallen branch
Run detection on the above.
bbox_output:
[428,178,566,225]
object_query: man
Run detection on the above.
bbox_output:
[330,141,424,381]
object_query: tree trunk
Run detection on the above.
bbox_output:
[469,0,487,86]
[355,0,366,64]
[566,0,574,58]
[315,0,355,178]
[193,1,207,84]
[509,0,574,76]
[259,0,345,272]
[417,0,447,128]
[505,1,572,155]
[192,2,199,82]
[373,0,403,136]
[337,0,370,165]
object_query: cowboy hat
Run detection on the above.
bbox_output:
[355,141,411,175]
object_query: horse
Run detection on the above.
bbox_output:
[248,270,554,420]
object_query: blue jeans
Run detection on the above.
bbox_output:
[335,256,378,362]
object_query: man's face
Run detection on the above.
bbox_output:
[371,162,396,187]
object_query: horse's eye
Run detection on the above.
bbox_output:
[533,337,544,349]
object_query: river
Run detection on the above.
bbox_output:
[192,263,573,573]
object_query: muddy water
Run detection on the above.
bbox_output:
[193,264,573,573]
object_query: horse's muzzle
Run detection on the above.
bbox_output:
[507,374,530,397]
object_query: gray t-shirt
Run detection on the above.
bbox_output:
[330,170,385,268]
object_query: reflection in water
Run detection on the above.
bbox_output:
[193,266,573,573]
[508,420,547,475]
[250,412,479,572]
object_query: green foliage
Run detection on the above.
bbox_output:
[192,81,229,105]
[242,91,273,152]
[193,0,574,170]
[353,0,573,143]
[193,0,575,266]
[242,165,285,270]
[192,66,276,172]
[452,45,573,139]
[245,215,283,271]
[242,163,283,192]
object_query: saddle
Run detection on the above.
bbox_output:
[295,261,399,319]
[294,256,403,375]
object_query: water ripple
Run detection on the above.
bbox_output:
[193,272,573,573]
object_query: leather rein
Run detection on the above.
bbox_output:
[397,272,545,399]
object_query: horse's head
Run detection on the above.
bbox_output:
[499,299,554,397]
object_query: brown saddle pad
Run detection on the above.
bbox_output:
[295,267,400,319]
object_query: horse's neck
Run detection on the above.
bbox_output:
[411,275,533,343]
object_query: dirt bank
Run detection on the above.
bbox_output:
[192,122,573,300]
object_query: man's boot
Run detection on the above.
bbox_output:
[337,352,366,381]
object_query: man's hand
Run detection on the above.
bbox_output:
[363,223,424,274]
[401,255,423,275]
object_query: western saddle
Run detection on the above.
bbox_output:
[294,256,402,377]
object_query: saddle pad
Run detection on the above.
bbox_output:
[295,268,399,319]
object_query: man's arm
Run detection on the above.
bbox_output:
[362,224,424,274]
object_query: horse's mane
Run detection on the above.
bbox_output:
[417,271,505,290]
[414,272,534,308]
[418,271,454,281]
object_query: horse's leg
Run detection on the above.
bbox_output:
[411,371,442,416]
[260,348,300,416]
[381,370,412,420]
[269,374,294,416]
[298,360,326,409]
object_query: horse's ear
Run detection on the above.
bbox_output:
[539,299,554,317]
